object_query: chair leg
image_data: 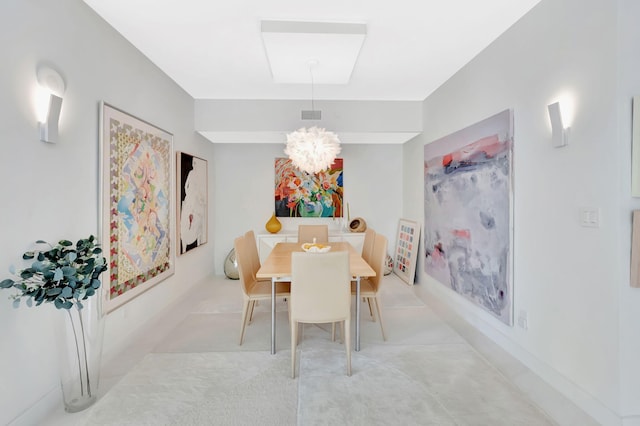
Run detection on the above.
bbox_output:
[291,321,298,378]
[239,299,250,345]
[248,300,256,324]
[331,322,344,343]
[367,298,374,319]
[344,318,351,376]
[374,296,387,341]
[367,298,375,321]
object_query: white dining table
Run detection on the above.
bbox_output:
[256,241,376,354]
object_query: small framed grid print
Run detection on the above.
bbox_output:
[393,219,420,285]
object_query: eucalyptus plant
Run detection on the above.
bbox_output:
[0,235,107,310]
[1,235,108,404]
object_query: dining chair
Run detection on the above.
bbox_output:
[290,251,352,378]
[244,230,269,282]
[235,235,290,345]
[352,233,388,340]
[361,228,376,265]
[297,224,329,243]
[244,230,272,324]
[359,227,376,319]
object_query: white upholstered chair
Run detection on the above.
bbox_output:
[290,251,352,378]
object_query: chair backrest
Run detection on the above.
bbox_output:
[234,235,253,295]
[368,234,388,291]
[290,251,350,323]
[244,230,260,280]
[361,228,376,264]
[297,225,329,243]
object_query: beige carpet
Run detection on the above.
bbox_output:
[51,275,586,425]
[80,327,553,425]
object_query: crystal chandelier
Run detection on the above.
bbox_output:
[285,127,341,174]
[284,60,341,174]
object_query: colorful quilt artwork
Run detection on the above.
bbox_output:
[101,103,174,312]
[274,158,343,218]
[423,109,514,325]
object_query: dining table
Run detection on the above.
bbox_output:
[256,241,376,355]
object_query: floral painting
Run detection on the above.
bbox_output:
[274,158,343,218]
[101,103,175,312]
[423,109,513,325]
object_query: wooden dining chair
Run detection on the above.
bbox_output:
[352,233,388,340]
[244,230,269,283]
[358,227,376,319]
[297,224,329,243]
[235,235,290,345]
[290,251,352,378]
[361,228,376,265]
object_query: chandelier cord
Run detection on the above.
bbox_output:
[309,62,315,112]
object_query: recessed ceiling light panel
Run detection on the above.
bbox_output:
[261,20,367,84]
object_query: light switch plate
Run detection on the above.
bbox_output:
[579,207,600,228]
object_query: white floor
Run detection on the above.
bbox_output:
[43,274,599,425]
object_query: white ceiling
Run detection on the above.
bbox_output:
[83,0,541,102]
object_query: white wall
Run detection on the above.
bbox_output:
[617,0,640,419]
[210,142,403,271]
[7,0,638,424]
[404,0,640,424]
[0,1,215,424]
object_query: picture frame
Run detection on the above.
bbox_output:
[100,102,175,312]
[393,219,420,285]
[177,151,208,255]
[631,210,640,288]
[632,96,640,196]
[423,109,514,326]
[274,157,343,218]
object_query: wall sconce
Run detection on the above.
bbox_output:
[36,65,66,143]
[547,101,570,148]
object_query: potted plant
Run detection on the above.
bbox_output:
[1,235,107,412]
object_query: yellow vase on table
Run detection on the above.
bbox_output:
[265,212,282,234]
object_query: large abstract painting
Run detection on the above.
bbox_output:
[274,157,343,218]
[101,103,175,312]
[177,152,208,255]
[423,109,514,325]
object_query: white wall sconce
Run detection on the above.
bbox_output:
[547,101,570,148]
[36,65,66,143]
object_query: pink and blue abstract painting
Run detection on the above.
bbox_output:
[423,109,513,325]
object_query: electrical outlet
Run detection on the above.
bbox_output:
[517,310,528,330]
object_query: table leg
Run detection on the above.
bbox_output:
[355,276,361,352]
[271,277,276,355]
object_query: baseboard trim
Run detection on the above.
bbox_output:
[415,280,622,426]
[8,386,60,426]
[622,416,640,426]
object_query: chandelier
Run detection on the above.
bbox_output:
[285,127,341,174]
[284,60,341,174]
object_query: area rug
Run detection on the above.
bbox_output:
[81,338,553,425]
